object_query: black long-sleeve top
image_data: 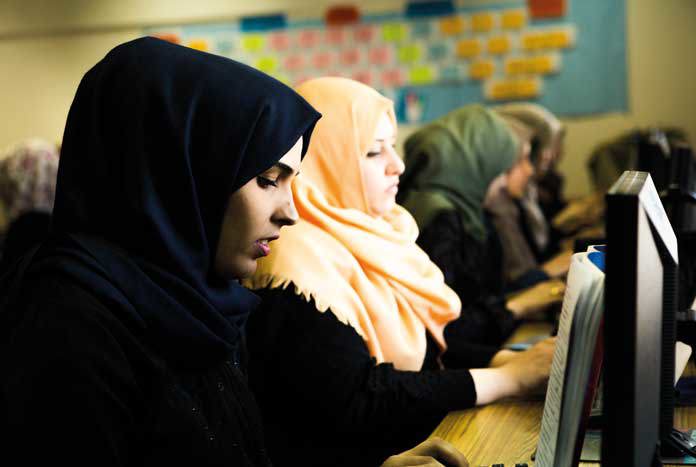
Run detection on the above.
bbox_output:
[246,286,501,467]
[416,210,541,348]
[419,210,550,298]
[2,274,272,467]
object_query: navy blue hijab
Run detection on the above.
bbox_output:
[26,37,320,369]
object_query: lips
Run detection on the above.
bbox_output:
[255,240,270,257]
[254,235,279,258]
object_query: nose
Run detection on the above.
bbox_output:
[524,157,535,177]
[273,188,298,227]
[386,145,405,176]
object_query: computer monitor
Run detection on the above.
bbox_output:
[603,171,679,466]
[662,143,696,234]
[659,144,696,342]
[636,129,672,193]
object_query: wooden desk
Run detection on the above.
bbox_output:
[430,323,696,466]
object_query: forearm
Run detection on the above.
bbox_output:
[469,367,519,406]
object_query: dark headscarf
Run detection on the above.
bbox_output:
[10,37,320,369]
[398,105,518,243]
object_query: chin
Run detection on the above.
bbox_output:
[221,258,258,281]
[382,199,397,214]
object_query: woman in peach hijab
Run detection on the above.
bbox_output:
[242,77,554,467]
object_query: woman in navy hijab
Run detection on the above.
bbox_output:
[1,36,316,466]
[0,38,467,467]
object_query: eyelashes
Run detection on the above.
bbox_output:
[256,176,279,188]
[366,145,398,158]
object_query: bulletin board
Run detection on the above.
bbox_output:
[145,0,627,123]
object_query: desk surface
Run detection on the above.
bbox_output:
[430,322,696,466]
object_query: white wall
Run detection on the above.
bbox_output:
[1,0,694,197]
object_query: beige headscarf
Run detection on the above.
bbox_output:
[244,77,461,371]
[494,102,565,172]
[484,115,542,281]
[494,105,559,252]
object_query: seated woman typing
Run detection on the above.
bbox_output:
[494,104,572,278]
[494,102,567,222]
[0,39,465,467]
[398,105,566,340]
[484,113,572,290]
[243,77,554,467]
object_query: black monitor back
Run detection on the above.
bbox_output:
[662,144,696,233]
[604,171,678,466]
[637,130,671,193]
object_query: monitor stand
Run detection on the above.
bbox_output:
[661,428,696,459]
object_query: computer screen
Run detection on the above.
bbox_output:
[603,170,679,466]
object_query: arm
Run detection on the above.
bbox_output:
[247,287,477,451]
[3,281,140,465]
[469,337,555,405]
[247,288,554,444]
[417,211,517,343]
[416,210,495,303]
[442,302,513,366]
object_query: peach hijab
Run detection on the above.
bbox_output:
[243,77,461,371]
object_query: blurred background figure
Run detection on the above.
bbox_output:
[0,139,59,270]
[553,126,689,249]
[495,102,567,221]
[399,105,565,327]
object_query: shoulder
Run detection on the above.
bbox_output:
[248,285,368,351]
[418,209,478,245]
[9,274,143,372]
[253,284,354,331]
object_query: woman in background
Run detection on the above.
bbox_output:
[0,39,466,467]
[398,105,566,343]
[244,77,554,467]
[495,103,566,221]
[0,139,59,270]
[484,112,572,290]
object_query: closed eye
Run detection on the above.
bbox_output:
[257,176,279,188]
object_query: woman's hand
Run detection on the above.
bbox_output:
[541,250,573,279]
[498,337,555,396]
[471,337,555,405]
[552,192,605,234]
[505,279,565,320]
[381,437,469,467]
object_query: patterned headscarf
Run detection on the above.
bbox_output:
[0,139,59,231]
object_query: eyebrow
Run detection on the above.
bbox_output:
[272,161,299,177]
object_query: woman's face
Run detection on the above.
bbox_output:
[507,140,534,199]
[214,137,303,279]
[538,130,565,175]
[360,112,405,217]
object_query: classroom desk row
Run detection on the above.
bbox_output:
[429,322,696,467]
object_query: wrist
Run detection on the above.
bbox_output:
[470,368,519,406]
[505,297,526,319]
[541,263,554,277]
[489,349,516,367]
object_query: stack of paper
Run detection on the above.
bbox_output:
[535,248,605,467]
